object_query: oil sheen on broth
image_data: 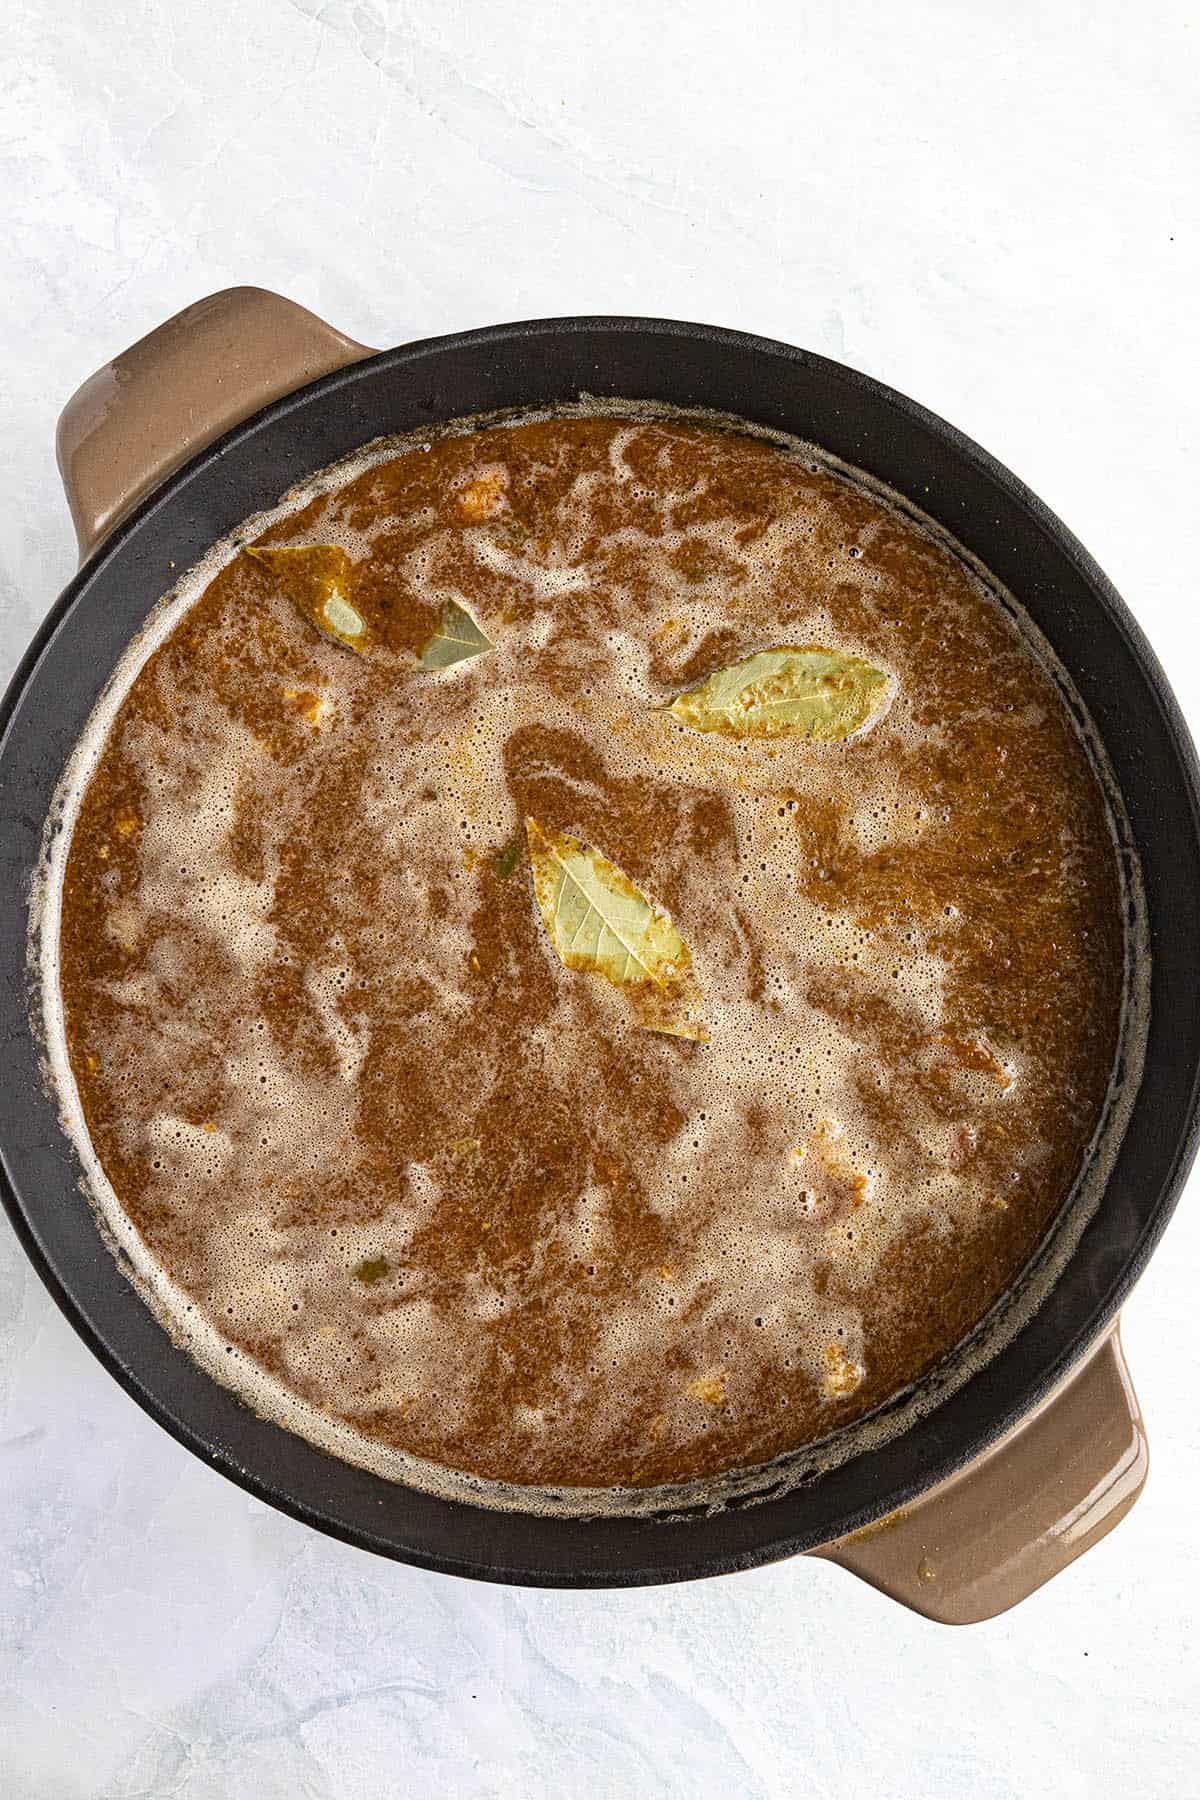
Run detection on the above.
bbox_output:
[57,416,1123,1493]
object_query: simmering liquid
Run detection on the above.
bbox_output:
[55,414,1124,1495]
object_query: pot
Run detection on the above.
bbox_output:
[2,287,1197,1623]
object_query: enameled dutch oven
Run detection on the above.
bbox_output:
[2,288,1198,1623]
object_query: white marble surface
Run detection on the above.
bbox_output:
[2,2,1198,1794]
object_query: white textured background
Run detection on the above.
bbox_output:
[2,3,1198,1795]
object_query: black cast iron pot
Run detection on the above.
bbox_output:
[1,289,1197,1622]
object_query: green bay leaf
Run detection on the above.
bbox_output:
[247,544,369,652]
[419,599,493,670]
[667,645,889,741]
[525,817,706,1041]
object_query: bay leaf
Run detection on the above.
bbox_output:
[667,645,889,741]
[247,544,369,652]
[419,598,493,670]
[525,817,707,1041]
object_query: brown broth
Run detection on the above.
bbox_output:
[56,415,1124,1491]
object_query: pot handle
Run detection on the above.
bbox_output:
[56,287,376,562]
[816,1321,1146,1624]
